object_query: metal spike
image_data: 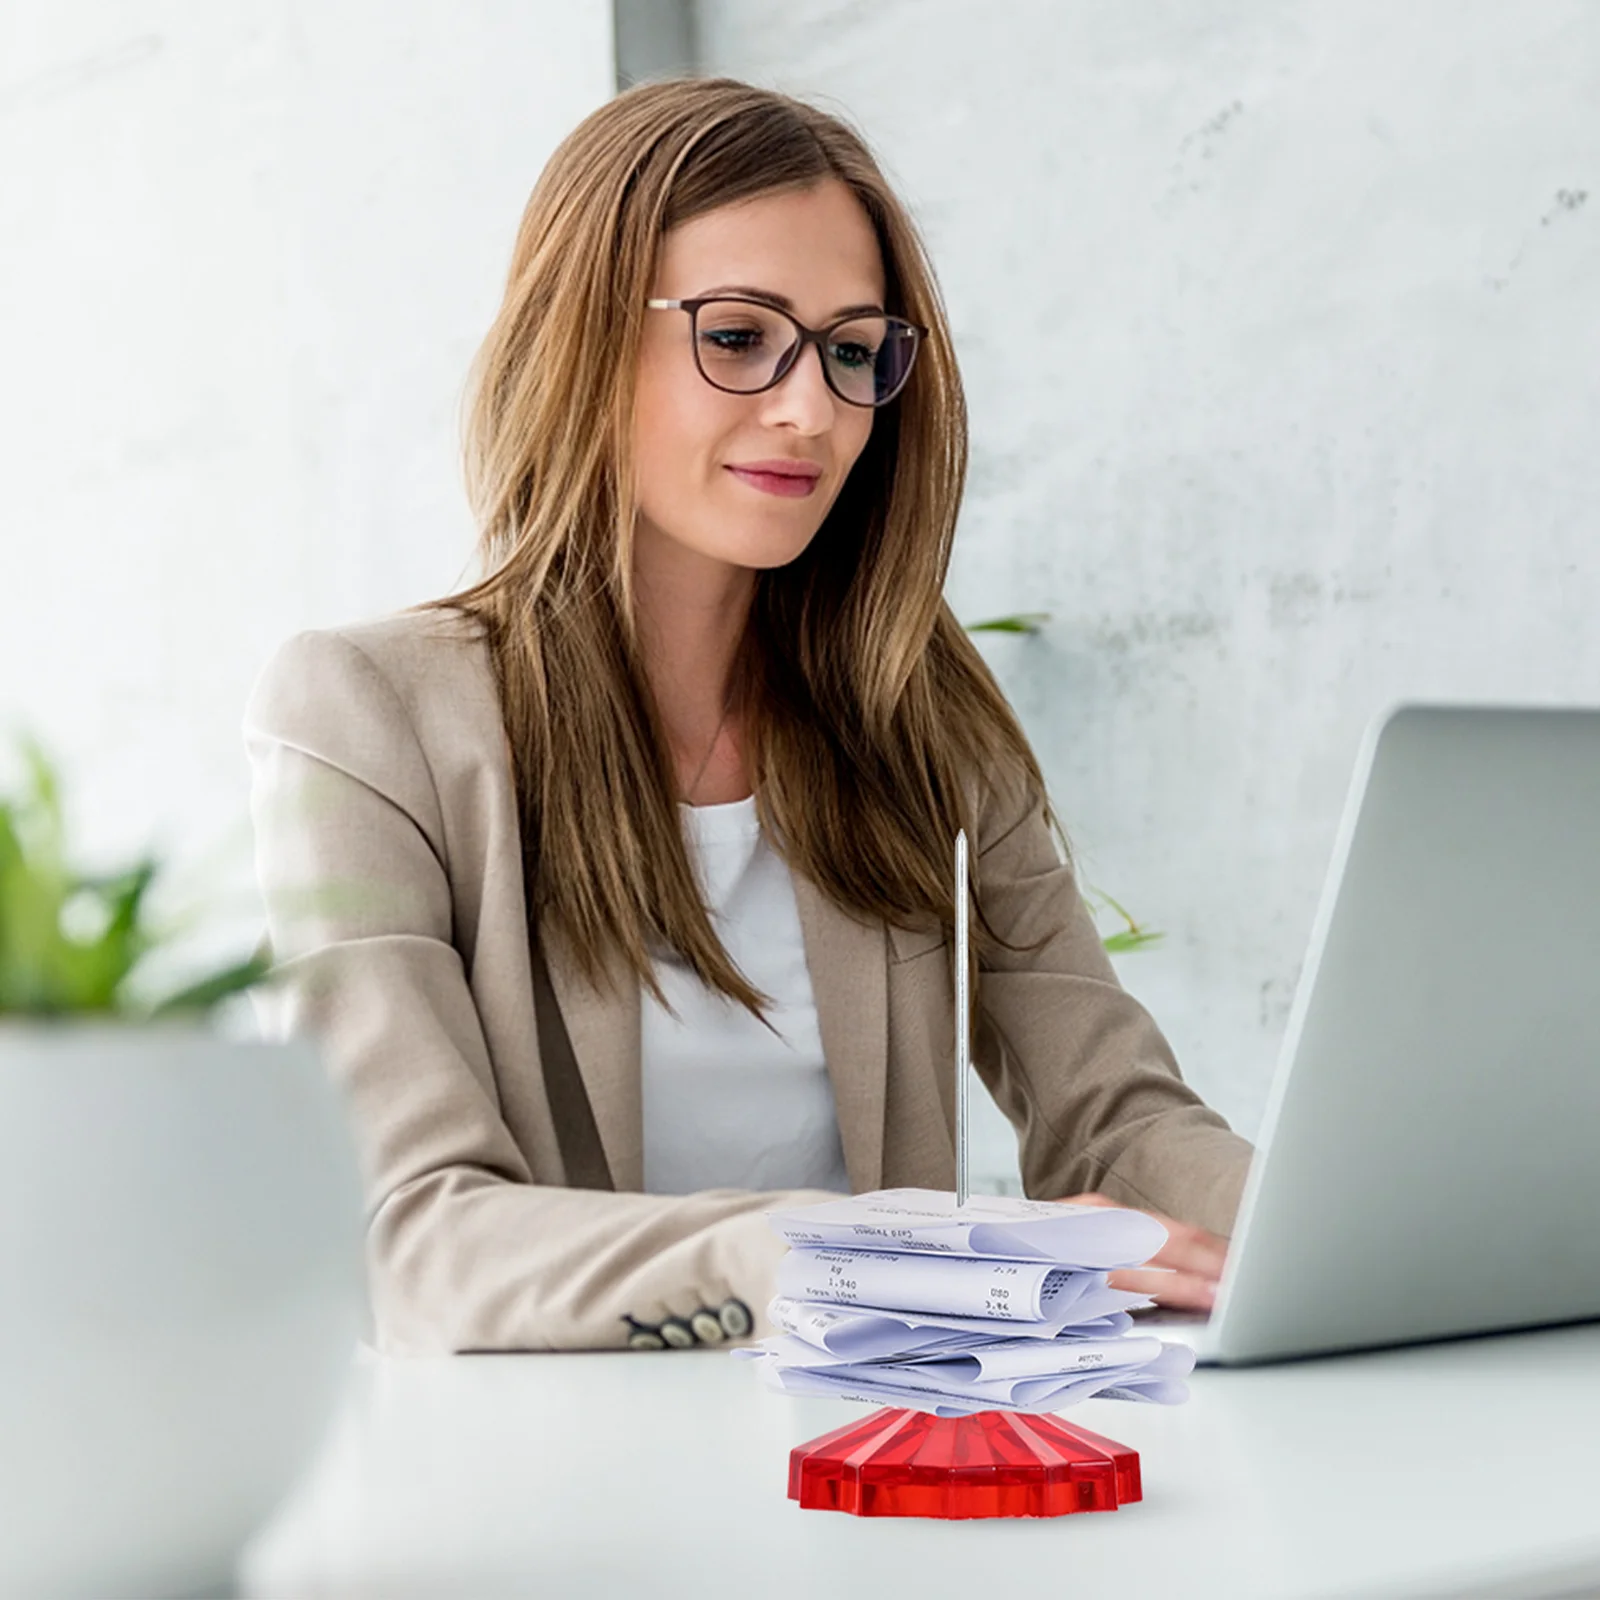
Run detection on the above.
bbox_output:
[955,828,969,1210]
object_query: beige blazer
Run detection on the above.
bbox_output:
[244,609,1253,1355]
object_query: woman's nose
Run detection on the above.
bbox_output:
[756,341,837,434]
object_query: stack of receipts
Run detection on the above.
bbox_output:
[732,1188,1195,1417]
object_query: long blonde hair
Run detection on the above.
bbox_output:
[433,77,1066,1023]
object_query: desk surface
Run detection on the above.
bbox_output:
[242,1322,1600,1600]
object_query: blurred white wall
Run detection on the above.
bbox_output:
[0,2,612,900]
[7,1,1599,1190]
[695,0,1600,1183]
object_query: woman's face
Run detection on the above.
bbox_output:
[632,178,884,581]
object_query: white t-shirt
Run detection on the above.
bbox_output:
[640,794,852,1197]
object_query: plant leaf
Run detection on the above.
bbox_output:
[2,740,166,1016]
[149,951,275,1019]
[1084,886,1163,955]
[63,860,160,1010]
[0,803,72,1011]
[963,612,1053,635]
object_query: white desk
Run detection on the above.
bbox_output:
[242,1322,1600,1599]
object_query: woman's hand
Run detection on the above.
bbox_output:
[1055,1191,1228,1313]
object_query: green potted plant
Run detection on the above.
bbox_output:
[0,738,364,1600]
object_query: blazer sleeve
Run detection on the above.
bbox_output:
[243,629,840,1355]
[973,766,1255,1238]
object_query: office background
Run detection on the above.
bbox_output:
[4,1,1596,1188]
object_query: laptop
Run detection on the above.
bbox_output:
[1142,703,1600,1365]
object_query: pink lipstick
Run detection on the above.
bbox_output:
[726,459,822,498]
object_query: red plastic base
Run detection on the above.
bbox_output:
[788,1406,1142,1519]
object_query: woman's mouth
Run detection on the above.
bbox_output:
[725,461,822,499]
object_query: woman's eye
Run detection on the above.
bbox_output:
[701,326,765,355]
[830,340,875,370]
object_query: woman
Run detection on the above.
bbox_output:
[245,78,1252,1356]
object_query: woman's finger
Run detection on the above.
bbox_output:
[1107,1266,1216,1313]
[1057,1191,1227,1284]
[1143,1217,1227,1282]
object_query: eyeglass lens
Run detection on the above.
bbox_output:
[692,299,917,405]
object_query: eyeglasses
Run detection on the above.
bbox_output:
[645,295,926,408]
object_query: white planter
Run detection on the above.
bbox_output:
[0,1027,365,1599]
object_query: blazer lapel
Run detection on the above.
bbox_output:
[791,870,887,1193]
[540,919,644,1192]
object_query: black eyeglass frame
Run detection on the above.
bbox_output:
[644,295,928,408]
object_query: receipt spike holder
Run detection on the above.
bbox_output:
[785,831,1144,1518]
